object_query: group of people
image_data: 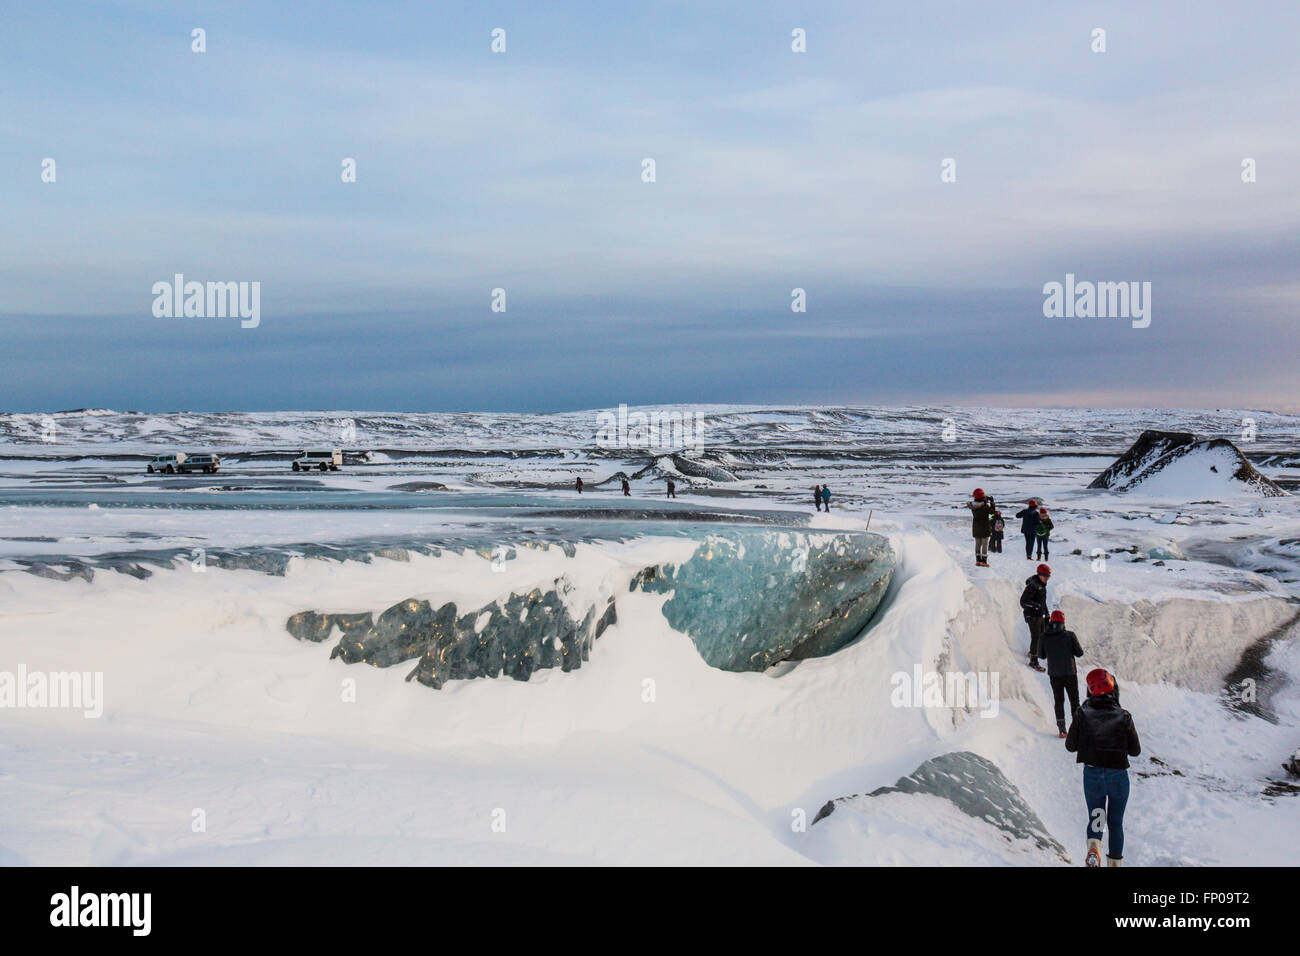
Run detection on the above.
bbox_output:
[1018,553,1142,867]
[574,475,676,498]
[964,489,1054,567]
[811,484,832,511]
[968,486,1140,866]
[1018,499,1054,560]
[576,474,826,506]
[571,473,1138,866]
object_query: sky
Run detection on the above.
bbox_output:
[2,0,1298,413]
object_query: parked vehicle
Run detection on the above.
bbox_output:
[178,453,221,474]
[292,449,342,472]
[147,452,187,474]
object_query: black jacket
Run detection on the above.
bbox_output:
[1065,694,1141,769]
[1019,575,1048,621]
[966,499,995,538]
[1039,620,1083,677]
[1016,506,1040,535]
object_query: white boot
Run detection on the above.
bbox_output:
[1085,838,1103,867]
[1107,856,1123,867]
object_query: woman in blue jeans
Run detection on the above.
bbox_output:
[1065,668,1142,866]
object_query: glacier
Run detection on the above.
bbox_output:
[632,528,895,671]
[284,523,896,684]
[3,406,1300,866]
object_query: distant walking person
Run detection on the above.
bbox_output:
[1019,563,1051,671]
[813,486,823,512]
[821,484,831,510]
[575,477,584,494]
[1066,668,1142,867]
[1039,609,1083,737]
[990,510,1005,553]
[966,487,995,568]
[1016,499,1041,559]
[1035,507,1054,560]
[621,477,630,496]
[666,477,676,498]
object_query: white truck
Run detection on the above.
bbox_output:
[178,453,221,474]
[146,452,186,474]
[292,449,343,472]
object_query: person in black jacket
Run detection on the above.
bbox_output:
[1066,668,1142,867]
[1015,499,1041,559]
[1039,609,1083,736]
[965,487,995,567]
[990,510,1005,553]
[1019,564,1051,671]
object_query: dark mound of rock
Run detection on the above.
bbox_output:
[1089,430,1285,496]
[669,454,738,483]
[286,577,616,689]
[813,751,1067,861]
[286,610,375,644]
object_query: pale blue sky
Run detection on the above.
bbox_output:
[3,1,1298,411]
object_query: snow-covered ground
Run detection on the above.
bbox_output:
[1,406,1298,865]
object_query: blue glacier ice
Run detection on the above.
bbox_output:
[813,751,1068,861]
[282,519,895,687]
[632,528,895,671]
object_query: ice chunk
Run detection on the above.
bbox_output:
[813,751,1067,861]
[633,528,894,671]
[288,578,617,689]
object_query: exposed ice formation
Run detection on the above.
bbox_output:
[812,751,1068,861]
[631,528,895,671]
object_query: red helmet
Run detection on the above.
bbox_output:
[1050,610,1065,623]
[1028,499,1037,507]
[1037,563,1051,576]
[972,488,985,499]
[1039,507,1048,514]
[1086,668,1115,697]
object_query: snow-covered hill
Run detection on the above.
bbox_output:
[4,406,1299,458]
[1090,430,1287,498]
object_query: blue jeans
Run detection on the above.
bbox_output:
[1083,766,1130,860]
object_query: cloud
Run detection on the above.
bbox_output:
[1,1,1298,409]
